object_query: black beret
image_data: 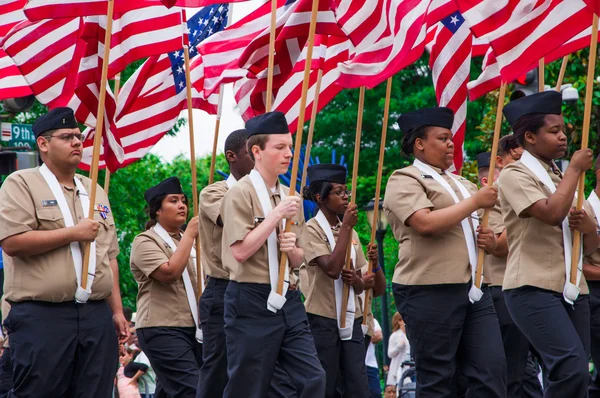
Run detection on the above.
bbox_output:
[307,164,347,185]
[503,91,562,128]
[32,107,78,138]
[144,177,183,204]
[477,152,491,170]
[246,111,289,136]
[397,107,454,136]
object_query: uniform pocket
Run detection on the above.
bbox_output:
[93,214,114,246]
[35,208,65,230]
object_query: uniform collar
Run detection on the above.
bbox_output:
[529,152,562,176]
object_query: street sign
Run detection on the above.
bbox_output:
[0,123,35,148]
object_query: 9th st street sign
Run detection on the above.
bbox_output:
[1,123,35,149]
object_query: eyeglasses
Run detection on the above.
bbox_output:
[48,133,85,142]
[331,189,351,198]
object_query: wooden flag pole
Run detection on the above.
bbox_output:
[184,44,204,296]
[362,77,392,326]
[266,0,278,112]
[539,58,545,92]
[81,0,115,291]
[340,86,365,327]
[555,55,569,91]
[208,5,233,185]
[300,69,323,193]
[103,72,121,195]
[474,82,507,288]
[276,0,320,295]
[571,13,599,284]
[208,84,224,185]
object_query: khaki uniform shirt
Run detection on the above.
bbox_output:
[499,160,589,294]
[477,193,507,286]
[383,165,477,285]
[221,174,304,284]
[585,205,600,268]
[0,168,118,302]
[130,228,198,328]
[199,181,229,280]
[300,218,366,320]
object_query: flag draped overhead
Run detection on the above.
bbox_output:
[79,4,228,172]
[429,11,472,171]
[0,0,32,100]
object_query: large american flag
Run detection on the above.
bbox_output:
[0,0,32,100]
[428,10,472,171]
[238,0,344,79]
[234,34,352,132]
[332,0,431,89]
[79,4,228,171]
[457,0,593,83]
[2,17,83,108]
[190,0,291,98]
[22,0,176,21]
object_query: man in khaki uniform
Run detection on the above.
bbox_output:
[220,111,325,398]
[584,155,600,397]
[0,107,128,397]
[477,149,543,397]
[196,129,254,397]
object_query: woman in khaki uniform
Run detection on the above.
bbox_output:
[300,164,378,398]
[383,107,506,397]
[499,91,599,397]
[130,177,203,398]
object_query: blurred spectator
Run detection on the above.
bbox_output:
[116,350,143,398]
[365,318,382,398]
[387,312,411,388]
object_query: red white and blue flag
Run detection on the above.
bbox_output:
[80,4,228,171]
[0,0,32,100]
[429,11,472,171]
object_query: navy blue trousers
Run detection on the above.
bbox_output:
[589,281,600,397]
[308,314,369,398]
[505,286,590,398]
[491,286,543,397]
[223,282,325,398]
[137,327,203,398]
[5,300,118,398]
[393,283,506,398]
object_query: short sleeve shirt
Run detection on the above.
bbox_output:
[220,174,305,284]
[478,191,507,286]
[585,204,600,268]
[199,181,229,280]
[300,218,366,320]
[130,229,197,328]
[0,168,118,302]
[499,159,589,294]
[383,165,477,285]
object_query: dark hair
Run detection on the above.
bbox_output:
[225,129,249,160]
[302,180,334,204]
[144,193,188,230]
[36,129,57,164]
[401,125,430,156]
[247,133,270,161]
[497,134,520,157]
[512,114,548,146]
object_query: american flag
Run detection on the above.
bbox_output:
[79,4,228,171]
[22,0,175,21]
[161,0,246,7]
[467,25,600,101]
[235,35,352,132]
[190,0,290,98]
[238,0,344,79]
[429,11,472,172]
[332,0,431,89]
[2,17,83,108]
[0,0,32,100]
[458,0,593,83]
[78,7,184,81]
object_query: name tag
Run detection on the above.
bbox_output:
[421,174,433,179]
[42,200,58,207]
